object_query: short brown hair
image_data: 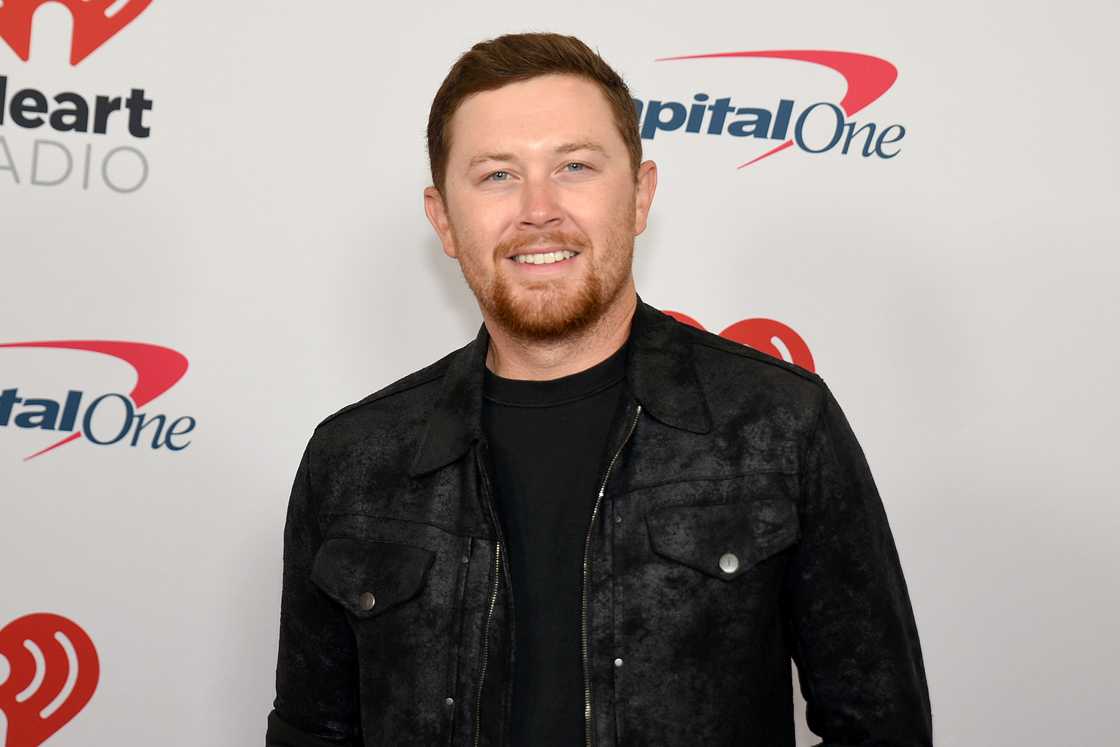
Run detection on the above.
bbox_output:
[426,32,642,195]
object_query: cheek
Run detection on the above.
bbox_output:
[586,179,635,224]
[448,217,491,260]
[579,194,635,248]
[451,199,511,248]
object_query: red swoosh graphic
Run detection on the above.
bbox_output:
[0,0,153,66]
[654,49,898,168]
[0,340,188,460]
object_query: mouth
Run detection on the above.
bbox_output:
[507,249,580,266]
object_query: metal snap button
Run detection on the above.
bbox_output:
[614,514,622,524]
[445,696,454,707]
[358,591,376,611]
[718,553,740,575]
[614,657,624,667]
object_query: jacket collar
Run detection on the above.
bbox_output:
[408,294,712,476]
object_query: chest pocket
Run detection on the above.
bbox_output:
[646,498,799,581]
[311,537,435,618]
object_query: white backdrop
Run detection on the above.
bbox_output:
[2,1,1118,745]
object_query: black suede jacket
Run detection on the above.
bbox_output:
[266,297,933,747]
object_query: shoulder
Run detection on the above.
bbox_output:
[667,312,822,382]
[305,339,466,457]
[317,347,459,428]
[667,314,828,415]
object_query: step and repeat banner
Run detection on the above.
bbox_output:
[2,1,1117,745]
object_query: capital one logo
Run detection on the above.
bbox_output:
[0,613,99,746]
[0,0,152,65]
[636,49,905,168]
[0,340,194,460]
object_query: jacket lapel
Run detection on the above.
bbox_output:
[408,294,712,477]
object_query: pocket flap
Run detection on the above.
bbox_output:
[311,537,435,618]
[646,498,799,580]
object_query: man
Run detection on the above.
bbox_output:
[266,32,932,747]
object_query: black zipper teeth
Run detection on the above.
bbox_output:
[473,540,501,747]
[581,403,642,747]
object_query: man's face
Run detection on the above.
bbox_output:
[424,73,657,342]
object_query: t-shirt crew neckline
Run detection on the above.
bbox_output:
[482,339,629,408]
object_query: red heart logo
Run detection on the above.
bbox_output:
[663,311,816,372]
[0,613,100,747]
[0,0,153,65]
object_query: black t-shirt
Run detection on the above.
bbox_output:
[480,339,629,747]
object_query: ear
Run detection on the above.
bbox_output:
[423,185,459,259]
[633,160,658,236]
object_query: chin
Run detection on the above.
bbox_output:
[490,281,603,342]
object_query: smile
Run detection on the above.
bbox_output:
[511,250,578,265]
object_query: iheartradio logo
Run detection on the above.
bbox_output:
[0,613,99,746]
[0,1,157,194]
[0,0,153,66]
[663,311,816,372]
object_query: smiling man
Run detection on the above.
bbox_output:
[266,32,933,747]
[425,67,650,377]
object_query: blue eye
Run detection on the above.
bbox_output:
[565,162,587,172]
[486,170,510,182]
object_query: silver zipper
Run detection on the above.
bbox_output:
[581,403,642,747]
[473,443,511,747]
[473,540,502,747]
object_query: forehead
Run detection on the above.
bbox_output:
[447,74,622,161]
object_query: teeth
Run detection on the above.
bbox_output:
[513,250,577,265]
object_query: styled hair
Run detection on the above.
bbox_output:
[426,32,642,195]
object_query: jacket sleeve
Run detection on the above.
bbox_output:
[266,440,363,746]
[781,379,933,746]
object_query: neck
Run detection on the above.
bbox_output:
[482,285,638,381]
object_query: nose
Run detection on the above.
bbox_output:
[517,174,563,229]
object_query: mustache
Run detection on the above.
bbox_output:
[495,230,591,257]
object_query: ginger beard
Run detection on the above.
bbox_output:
[450,209,636,343]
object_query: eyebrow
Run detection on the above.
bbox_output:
[466,140,610,170]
